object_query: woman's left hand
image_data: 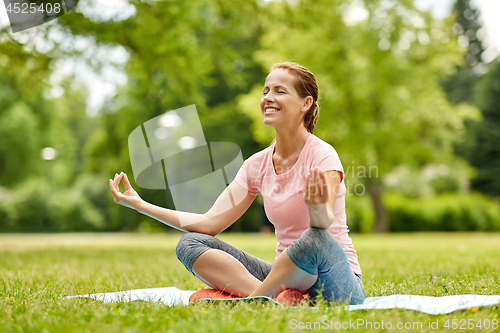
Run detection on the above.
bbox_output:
[303,167,329,207]
[303,167,339,229]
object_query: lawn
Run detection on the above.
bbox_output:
[1,232,499,332]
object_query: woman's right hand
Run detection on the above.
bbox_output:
[109,172,143,211]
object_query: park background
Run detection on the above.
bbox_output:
[0,0,499,234]
[1,1,500,332]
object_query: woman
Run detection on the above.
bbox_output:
[109,62,366,305]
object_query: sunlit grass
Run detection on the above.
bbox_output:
[1,232,499,332]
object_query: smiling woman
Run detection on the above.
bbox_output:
[109,62,366,305]
[261,62,320,136]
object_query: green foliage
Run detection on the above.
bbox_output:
[1,0,496,233]
[386,192,500,232]
[461,60,500,197]
[383,163,472,198]
[236,0,481,231]
[0,39,54,187]
[0,102,40,187]
[345,194,374,233]
[1,0,268,232]
[345,191,500,233]
[442,0,487,104]
[441,1,499,198]
[239,0,478,173]
[51,0,268,232]
[46,81,98,187]
[0,178,104,232]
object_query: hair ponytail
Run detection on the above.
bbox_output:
[304,101,319,134]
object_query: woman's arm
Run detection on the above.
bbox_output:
[303,167,341,229]
[109,172,257,236]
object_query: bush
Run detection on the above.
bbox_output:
[346,194,375,233]
[0,178,104,232]
[386,192,500,232]
[3,178,498,233]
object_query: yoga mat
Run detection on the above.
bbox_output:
[67,287,500,315]
[67,287,195,306]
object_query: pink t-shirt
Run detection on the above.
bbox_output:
[235,133,361,275]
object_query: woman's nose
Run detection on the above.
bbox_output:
[263,92,274,102]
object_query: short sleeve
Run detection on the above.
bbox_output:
[313,148,344,183]
[234,158,260,194]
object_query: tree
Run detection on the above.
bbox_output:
[463,60,500,196]
[439,0,500,197]
[237,0,478,232]
[0,28,111,231]
[53,0,267,231]
[442,0,487,104]
[0,37,52,187]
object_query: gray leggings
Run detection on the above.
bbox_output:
[176,228,366,304]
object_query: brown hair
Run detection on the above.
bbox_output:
[270,62,320,134]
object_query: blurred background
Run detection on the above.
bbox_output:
[0,0,499,234]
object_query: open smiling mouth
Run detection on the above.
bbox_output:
[264,108,281,113]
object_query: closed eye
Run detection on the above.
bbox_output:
[262,89,286,95]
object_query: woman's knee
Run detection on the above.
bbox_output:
[294,228,339,252]
[175,232,215,270]
[286,228,344,274]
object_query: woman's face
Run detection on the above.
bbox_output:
[260,69,312,131]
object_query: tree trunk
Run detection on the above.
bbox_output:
[365,177,389,233]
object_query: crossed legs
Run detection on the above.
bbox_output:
[191,249,262,297]
[248,250,317,297]
[176,232,314,298]
[176,228,366,304]
[191,248,317,298]
[176,232,273,297]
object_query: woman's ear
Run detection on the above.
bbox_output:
[301,96,314,113]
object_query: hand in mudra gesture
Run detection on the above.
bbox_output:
[303,167,329,207]
[109,172,143,211]
[303,167,336,229]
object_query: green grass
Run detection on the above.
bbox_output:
[1,232,499,332]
